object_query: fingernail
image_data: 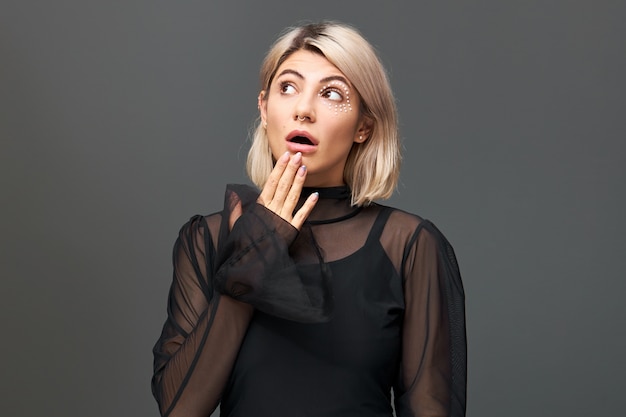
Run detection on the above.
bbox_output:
[280,151,290,162]
[310,191,319,202]
[293,152,302,163]
[298,165,307,176]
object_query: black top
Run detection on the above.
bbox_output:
[152,184,466,417]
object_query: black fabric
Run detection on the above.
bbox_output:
[215,184,333,322]
[152,184,466,417]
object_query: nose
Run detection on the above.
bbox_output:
[293,90,316,122]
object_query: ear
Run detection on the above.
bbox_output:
[258,91,267,126]
[355,114,374,143]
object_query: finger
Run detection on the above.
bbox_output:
[291,191,319,230]
[281,164,307,218]
[271,152,302,212]
[259,151,290,205]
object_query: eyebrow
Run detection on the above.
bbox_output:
[276,69,351,87]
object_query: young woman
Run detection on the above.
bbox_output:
[152,21,466,417]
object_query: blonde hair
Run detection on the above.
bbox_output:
[247,21,400,206]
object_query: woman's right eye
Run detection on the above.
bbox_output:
[279,82,296,95]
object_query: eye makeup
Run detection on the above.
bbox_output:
[318,81,353,115]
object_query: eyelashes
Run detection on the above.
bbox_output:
[319,87,343,101]
[319,82,352,114]
[279,81,297,95]
[277,80,353,114]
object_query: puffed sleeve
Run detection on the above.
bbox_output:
[151,215,254,417]
[213,184,332,323]
[152,184,333,416]
[394,220,467,417]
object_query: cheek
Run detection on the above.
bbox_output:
[329,113,362,139]
[320,100,353,116]
[317,104,360,138]
[264,99,282,123]
[265,126,285,158]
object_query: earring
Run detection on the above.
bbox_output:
[359,135,363,141]
[264,121,267,128]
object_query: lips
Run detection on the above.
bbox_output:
[286,130,318,153]
[286,130,318,145]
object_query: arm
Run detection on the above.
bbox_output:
[151,215,253,417]
[152,153,321,416]
[394,221,467,417]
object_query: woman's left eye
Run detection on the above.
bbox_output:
[321,88,343,101]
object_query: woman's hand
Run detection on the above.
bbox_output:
[258,151,318,230]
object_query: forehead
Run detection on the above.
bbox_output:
[274,50,351,85]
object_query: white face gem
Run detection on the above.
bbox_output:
[318,81,353,115]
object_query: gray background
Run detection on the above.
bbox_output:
[1,1,624,416]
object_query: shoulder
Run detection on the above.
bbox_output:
[374,204,426,241]
[374,204,455,256]
[377,206,462,284]
[385,205,451,236]
[175,212,223,253]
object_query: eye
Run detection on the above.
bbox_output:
[279,82,296,95]
[320,88,343,102]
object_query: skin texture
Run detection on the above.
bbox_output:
[257,50,372,228]
[257,150,317,230]
[259,50,371,190]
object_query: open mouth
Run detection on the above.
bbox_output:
[289,135,315,145]
[286,131,318,151]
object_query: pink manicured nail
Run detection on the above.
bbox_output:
[298,165,307,176]
[280,151,290,162]
[310,191,319,202]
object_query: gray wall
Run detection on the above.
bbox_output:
[2,1,624,416]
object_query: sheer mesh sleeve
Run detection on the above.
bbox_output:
[214,184,332,322]
[394,220,467,417]
[151,215,254,417]
[152,184,333,416]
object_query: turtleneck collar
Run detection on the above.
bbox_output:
[302,185,351,200]
[298,185,362,224]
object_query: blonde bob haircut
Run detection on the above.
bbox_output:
[247,21,400,207]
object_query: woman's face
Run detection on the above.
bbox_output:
[259,50,369,187]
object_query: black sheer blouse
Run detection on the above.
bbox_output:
[152,184,466,417]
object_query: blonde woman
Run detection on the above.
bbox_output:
[152,21,466,417]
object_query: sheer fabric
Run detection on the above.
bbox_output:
[152,184,466,417]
